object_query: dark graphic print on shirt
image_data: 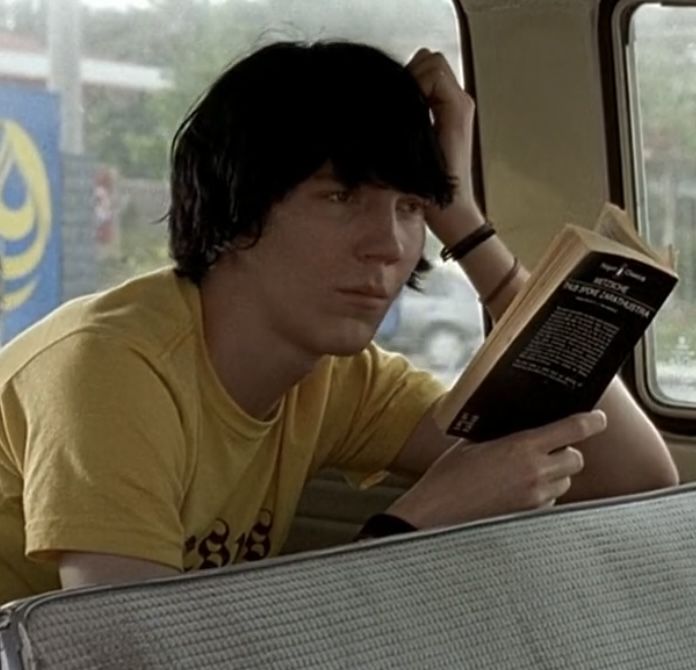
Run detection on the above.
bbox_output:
[184,508,274,571]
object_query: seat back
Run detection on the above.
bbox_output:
[3,485,696,669]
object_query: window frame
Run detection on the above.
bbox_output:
[601,0,696,432]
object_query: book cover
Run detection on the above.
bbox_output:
[444,251,678,441]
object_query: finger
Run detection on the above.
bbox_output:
[510,410,607,455]
[410,68,473,135]
[548,476,573,501]
[529,475,572,510]
[539,498,557,509]
[408,50,454,79]
[547,446,585,478]
[407,51,459,89]
[409,59,461,101]
[416,70,468,110]
[406,47,434,71]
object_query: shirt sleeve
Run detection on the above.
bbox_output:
[10,333,189,570]
[319,344,446,487]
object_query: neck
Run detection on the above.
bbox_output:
[198,261,319,421]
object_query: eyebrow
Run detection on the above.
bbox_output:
[311,173,344,184]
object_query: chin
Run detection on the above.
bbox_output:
[323,337,373,357]
[315,325,376,358]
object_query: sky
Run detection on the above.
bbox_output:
[79,0,255,9]
[80,0,153,9]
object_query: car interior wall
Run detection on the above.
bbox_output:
[458,0,696,476]
[459,0,609,265]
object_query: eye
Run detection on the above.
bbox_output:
[397,197,428,217]
[326,189,353,204]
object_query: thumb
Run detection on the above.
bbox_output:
[495,410,607,455]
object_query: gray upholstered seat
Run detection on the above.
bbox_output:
[2,484,696,669]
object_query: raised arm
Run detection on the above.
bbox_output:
[393,49,677,505]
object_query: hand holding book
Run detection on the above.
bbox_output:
[433,204,678,442]
[387,410,607,528]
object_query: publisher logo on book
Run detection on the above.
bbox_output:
[452,412,479,435]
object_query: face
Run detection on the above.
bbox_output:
[230,164,428,358]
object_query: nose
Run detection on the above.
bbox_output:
[356,198,405,264]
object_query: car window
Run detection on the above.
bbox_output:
[0,0,483,384]
[619,2,696,408]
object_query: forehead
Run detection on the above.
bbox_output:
[302,163,417,195]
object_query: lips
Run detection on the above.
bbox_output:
[337,285,391,311]
[339,285,390,299]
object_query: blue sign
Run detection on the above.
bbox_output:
[0,86,62,342]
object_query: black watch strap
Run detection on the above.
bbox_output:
[354,513,417,541]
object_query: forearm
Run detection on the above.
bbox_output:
[432,204,529,322]
[561,378,678,501]
[60,552,179,590]
[412,49,675,506]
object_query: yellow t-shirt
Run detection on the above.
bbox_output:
[0,268,445,604]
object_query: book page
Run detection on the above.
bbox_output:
[593,203,675,269]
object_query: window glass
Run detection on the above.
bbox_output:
[0,0,482,384]
[626,4,696,405]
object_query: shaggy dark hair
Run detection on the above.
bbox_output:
[168,41,454,288]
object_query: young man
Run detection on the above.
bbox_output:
[0,42,677,603]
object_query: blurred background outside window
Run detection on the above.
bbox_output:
[0,0,483,384]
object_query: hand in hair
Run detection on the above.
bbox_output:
[407,48,483,241]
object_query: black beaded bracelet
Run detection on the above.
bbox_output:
[440,220,496,262]
[353,513,417,541]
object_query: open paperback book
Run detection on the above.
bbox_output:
[432,203,678,442]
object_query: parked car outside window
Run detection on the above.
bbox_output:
[376,264,485,378]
